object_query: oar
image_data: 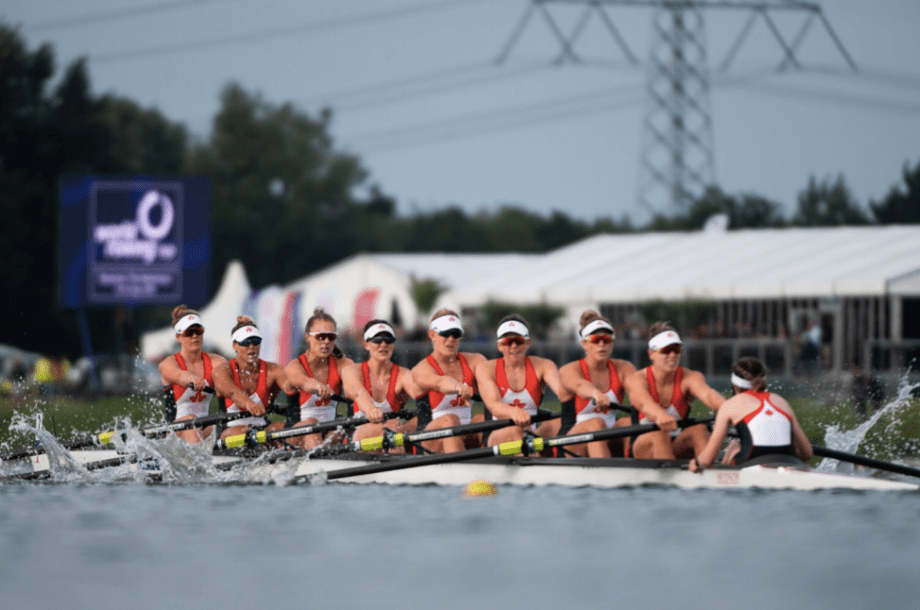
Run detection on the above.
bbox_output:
[0,390,250,461]
[214,407,411,451]
[812,445,920,480]
[312,416,712,482]
[330,409,561,454]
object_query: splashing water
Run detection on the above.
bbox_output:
[8,415,96,483]
[816,373,920,474]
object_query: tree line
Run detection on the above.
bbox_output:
[2,24,918,358]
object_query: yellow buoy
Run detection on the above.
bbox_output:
[463,480,498,497]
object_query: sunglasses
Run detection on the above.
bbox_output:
[368,335,396,345]
[656,344,682,355]
[237,337,262,347]
[498,336,527,347]
[181,327,204,337]
[309,331,338,342]
[585,333,613,345]
[437,329,463,339]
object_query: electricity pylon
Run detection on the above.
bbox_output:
[497,0,856,214]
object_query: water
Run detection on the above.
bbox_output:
[1,482,918,610]
[4,379,920,610]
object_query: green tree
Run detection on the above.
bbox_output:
[0,25,189,356]
[870,160,920,224]
[646,186,786,231]
[185,83,378,288]
[791,175,871,226]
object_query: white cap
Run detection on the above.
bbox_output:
[430,314,463,334]
[364,322,395,341]
[232,325,262,343]
[496,320,529,339]
[579,319,614,340]
[648,330,682,351]
[174,314,204,334]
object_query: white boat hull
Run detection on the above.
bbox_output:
[5,449,918,491]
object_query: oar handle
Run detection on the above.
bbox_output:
[349,409,561,453]
[216,409,415,450]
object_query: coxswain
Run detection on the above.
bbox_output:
[624,322,725,460]
[690,357,813,472]
[558,311,636,458]
[341,319,424,452]
[211,317,292,441]
[411,309,486,453]
[158,305,226,443]
[475,315,562,448]
[283,308,355,449]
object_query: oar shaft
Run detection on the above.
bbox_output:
[319,416,711,481]
[812,445,920,480]
[216,409,413,450]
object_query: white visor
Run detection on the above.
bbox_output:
[232,325,262,343]
[496,320,529,339]
[174,314,204,334]
[580,319,614,341]
[364,322,395,341]
[730,373,753,389]
[648,330,682,351]
[430,314,463,334]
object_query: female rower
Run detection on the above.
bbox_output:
[158,305,227,443]
[284,308,355,449]
[212,317,292,440]
[411,309,486,453]
[341,319,423,451]
[689,357,812,472]
[558,311,636,458]
[475,315,563,447]
[624,321,725,460]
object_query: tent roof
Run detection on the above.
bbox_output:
[444,226,920,306]
[280,252,538,292]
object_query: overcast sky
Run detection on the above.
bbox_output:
[4,0,919,225]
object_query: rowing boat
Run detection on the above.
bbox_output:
[5,447,917,491]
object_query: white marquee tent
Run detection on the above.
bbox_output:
[436,225,920,319]
[140,252,534,362]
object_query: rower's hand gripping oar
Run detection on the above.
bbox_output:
[214,400,401,451]
[331,409,561,455]
[307,415,711,482]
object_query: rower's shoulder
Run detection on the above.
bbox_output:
[206,352,227,366]
[461,352,487,366]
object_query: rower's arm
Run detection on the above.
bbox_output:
[693,407,732,470]
[212,363,265,417]
[341,364,383,423]
[412,361,463,396]
[534,356,564,400]
[474,361,530,424]
[622,371,674,427]
[790,415,814,462]
[559,364,610,408]
[775,394,814,462]
[268,362,296,397]
[685,370,726,411]
[285,359,321,394]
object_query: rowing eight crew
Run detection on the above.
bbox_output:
[159,305,813,468]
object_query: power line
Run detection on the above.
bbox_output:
[24,0,235,33]
[88,0,491,63]
[344,83,645,152]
